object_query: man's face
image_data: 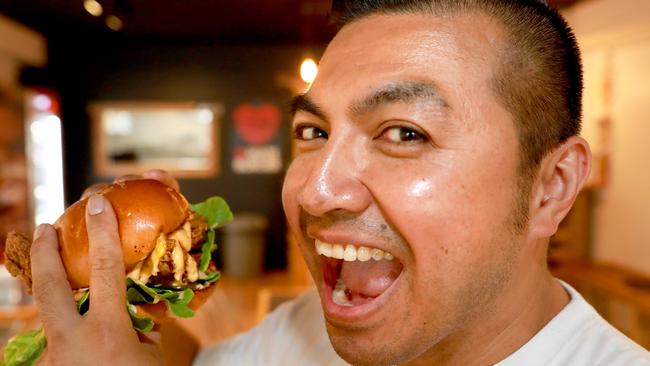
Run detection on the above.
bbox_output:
[282,12,527,365]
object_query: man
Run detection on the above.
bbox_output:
[29,0,650,365]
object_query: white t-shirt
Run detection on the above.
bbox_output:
[194,287,349,366]
[497,281,650,366]
[194,281,650,366]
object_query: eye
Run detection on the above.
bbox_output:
[380,126,425,143]
[294,125,328,140]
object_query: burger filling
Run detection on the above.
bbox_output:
[127,213,215,289]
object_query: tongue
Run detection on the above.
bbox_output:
[340,258,402,298]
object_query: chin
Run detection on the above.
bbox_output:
[325,321,414,366]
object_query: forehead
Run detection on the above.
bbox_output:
[312,11,506,112]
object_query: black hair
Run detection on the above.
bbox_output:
[331,0,583,181]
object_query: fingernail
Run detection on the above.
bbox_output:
[87,195,105,216]
[34,224,47,241]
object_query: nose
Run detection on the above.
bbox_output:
[298,139,371,217]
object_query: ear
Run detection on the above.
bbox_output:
[527,136,591,239]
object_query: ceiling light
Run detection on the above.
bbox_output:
[106,15,124,31]
[33,94,52,111]
[83,0,103,17]
[300,58,318,84]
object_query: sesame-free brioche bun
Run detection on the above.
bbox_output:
[54,179,189,289]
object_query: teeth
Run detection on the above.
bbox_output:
[343,245,357,261]
[335,278,346,291]
[315,240,395,262]
[320,242,333,257]
[357,247,371,262]
[332,244,344,259]
[332,279,352,307]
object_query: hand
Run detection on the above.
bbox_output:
[31,195,162,365]
[81,169,181,200]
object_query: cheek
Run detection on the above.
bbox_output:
[282,161,306,232]
[282,161,323,276]
[365,157,517,271]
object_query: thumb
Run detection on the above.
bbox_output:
[85,194,129,323]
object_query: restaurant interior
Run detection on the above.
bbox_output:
[0,0,648,362]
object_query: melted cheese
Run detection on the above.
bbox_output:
[127,223,200,286]
[185,254,199,282]
[134,233,168,283]
[171,240,185,282]
[127,261,143,281]
[170,221,192,252]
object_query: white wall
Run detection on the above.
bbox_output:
[564,0,650,275]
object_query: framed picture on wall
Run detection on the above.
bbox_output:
[89,101,223,178]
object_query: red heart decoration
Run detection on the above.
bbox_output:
[233,103,281,145]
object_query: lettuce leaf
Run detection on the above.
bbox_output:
[126,279,195,319]
[126,304,154,333]
[0,288,97,365]
[1,279,205,364]
[200,271,220,284]
[0,327,46,366]
[167,288,195,318]
[126,278,158,303]
[76,291,90,315]
[190,195,230,275]
[199,230,216,272]
[190,196,233,229]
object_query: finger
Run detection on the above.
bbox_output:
[138,330,162,345]
[30,224,78,332]
[143,169,180,191]
[35,346,48,366]
[81,183,109,200]
[85,195,129,322]
[115,174,143,183]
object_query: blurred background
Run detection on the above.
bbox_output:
[0,0,648,360]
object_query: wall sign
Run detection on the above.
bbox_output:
[89,101,223,178]
[231,102,283,174]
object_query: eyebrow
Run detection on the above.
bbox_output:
[290,80,448,121]
[290,94,328,121]
[349,81,448,116]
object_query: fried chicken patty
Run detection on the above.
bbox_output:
[4,231,32,292]
[3,214,208,292]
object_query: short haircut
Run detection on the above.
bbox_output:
[331,0,583,182]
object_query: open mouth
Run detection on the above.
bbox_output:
[316,239,403,313]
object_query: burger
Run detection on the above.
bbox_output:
[3,179,232,331]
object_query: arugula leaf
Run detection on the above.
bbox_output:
[199,230,216,272]
[1,327,46,366]
[173,288,193,306]
[126,287,151,304]
[152,289,183,304]
[168,302,194,318]
[200,271,221,284]
[126,278,159,300]
[126,279,160,304]
[191,196,229,283]
[126,279,196,319]
[190,196,233,229]
[126,304,154,333]
[0,290,95,365]
[76,291,90,315]
[166,288,195,318]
